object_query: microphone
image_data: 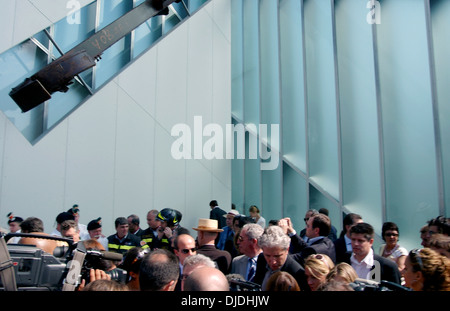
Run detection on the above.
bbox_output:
[85,250,123,261]
[99,250,123,261]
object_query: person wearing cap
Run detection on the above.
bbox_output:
[6,213,23,244]
[51,212,75,237]
[155,208,183,251]
[107,217,144,255]
[193,218,232,275]
[84,217,109,250]
[217,210,239,257]
[67,204,89,240]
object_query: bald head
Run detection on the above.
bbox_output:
[183,267,229,291]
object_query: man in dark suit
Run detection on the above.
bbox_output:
[334,213,363,263]
[344,222,401,284]
[193,218,232,275]
[286,214,336,266]
[253,225,309,291]
[209,200,227,229]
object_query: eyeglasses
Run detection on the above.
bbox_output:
[410,248,424,271]
[304,218,309,223]
[180,248,197,254]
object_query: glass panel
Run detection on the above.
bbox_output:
[304,0,340,200]
[242,0,260,126]
[53,1,97,52]
[279,0,307,173]
[231,119,245,214]
[430,0,450,217]
[259,0,280,148]
[94,0,133,88]
[231,0,244,120]
[283,162,307,233]
[262,154,282,223]
[244,131,261,210]
[309,184,341,236]
[377,0,439,250]
[335,0,383,221]
[0,38,48,142]
[133,17,163,58]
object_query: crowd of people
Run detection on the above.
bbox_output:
[2,201,450,292]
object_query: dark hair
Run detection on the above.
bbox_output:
[318,208,329,216]
[20,217,44,233]
[210,200,218,207]
[127,214,140,225]
[349,223,374,241]
[139,249,179,291]
[249,205,260,214]
[311,214,331,237]
[428,216,450,236]
[120,247,148,274]
[115,217,128,228]
[339,213,363,238]
[381,222,400,242]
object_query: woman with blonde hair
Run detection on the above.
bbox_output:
[304,254,334,291]
[326,262,358,284]
[402,248,450,291]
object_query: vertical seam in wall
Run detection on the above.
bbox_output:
[372,5,387,223]
[277,0,284,218]
[331,0,343,212]
[186,21,190,213]
[257,0,263,211]
[301,0,310,208]
[425,0,445,215]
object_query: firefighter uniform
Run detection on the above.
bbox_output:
[107,233,145,255]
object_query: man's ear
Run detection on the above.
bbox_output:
[162,280,177,291]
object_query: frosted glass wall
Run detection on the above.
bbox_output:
[231,0,448,250]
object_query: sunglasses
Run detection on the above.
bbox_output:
[312,254,330,269]
[180,248,197,254]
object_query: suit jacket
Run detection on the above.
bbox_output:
[231,254,250,280]
[197,244,232,275]
[290,235,336,266]
[343,252,401,284]
[210,207,227,228]
[334,236,351,264]
[253,252,310,291]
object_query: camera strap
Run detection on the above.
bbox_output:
[62,248,86,291]
[0,235,17,291]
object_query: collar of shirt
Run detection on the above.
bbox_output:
[307,236,324,246]
[344,234,352,251]
[351,248,374,267]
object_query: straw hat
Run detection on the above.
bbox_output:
[192,218,224,232]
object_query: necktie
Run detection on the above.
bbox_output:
[247,258,256,282]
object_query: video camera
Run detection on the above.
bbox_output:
[229,278,261,291]
[349,278,412,292]
[0,232,127,291]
